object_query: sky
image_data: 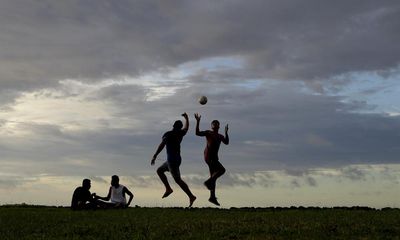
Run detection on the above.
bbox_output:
[0,0,400,208]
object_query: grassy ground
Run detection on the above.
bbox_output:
[0,205,399,239]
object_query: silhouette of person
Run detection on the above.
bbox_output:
[94,175,134,208]
[71,179,99,210]
[151,112,197,207]
[195,113,229,206]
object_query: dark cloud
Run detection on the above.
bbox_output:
[1,0,399,96]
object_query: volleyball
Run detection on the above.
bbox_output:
[199,96,208,105]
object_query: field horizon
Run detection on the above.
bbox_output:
[0,204,399,239]
[1,203,400,211]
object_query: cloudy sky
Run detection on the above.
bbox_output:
[1,0,400,208]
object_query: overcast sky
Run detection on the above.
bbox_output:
[0,0,399,208]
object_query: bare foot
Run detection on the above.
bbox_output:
[189,196,197,208]
[162,189,173,198]
[208,197,220,206]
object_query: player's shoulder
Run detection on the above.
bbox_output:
[73,186,82,193]
[180,128,188,135]
[162,130,173,138]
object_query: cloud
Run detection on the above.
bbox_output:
[0,176,39,190]
[122,171,277,189]
[0,1,400,184]
[115,164,400,190]
[1,0,399,97]
[1,79,400,178]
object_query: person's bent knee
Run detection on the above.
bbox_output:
[157,167,165,175]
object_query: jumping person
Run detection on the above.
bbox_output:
[194,113,229,206]
[94,175,133,208]
[151,112,196,207]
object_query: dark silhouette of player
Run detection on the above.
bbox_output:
[195,113,229,206]
[151,112,196,207]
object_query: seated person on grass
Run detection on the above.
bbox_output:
[71,178,100,210]
[94,175,134,208]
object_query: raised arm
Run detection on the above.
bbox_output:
[194,113,206,136]
[222,124,229,145]
[123,187,134,207]
[151,140,166,165]
[182,112,189,133]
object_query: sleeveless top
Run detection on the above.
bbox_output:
[110,185,126,204]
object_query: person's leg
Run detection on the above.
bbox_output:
[157,162,173,198]
[95,199,117,209]
[207,166,219,205]
[205,161,225,206]
[210,161,226,183]
[170,166,196,207]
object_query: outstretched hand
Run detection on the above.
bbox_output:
[225,124,229,133]
[194,113,201,121]
[181,112,188,119]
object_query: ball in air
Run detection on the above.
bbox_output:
[198,96,208,105]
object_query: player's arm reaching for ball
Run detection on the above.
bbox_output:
[182,112,189,134]
[223,124,229,145]
[194,113,206,136]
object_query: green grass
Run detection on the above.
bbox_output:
[0,205,399,239]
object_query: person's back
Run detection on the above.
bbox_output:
[163,129,186,161]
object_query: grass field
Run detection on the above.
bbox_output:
[0,205,399,239]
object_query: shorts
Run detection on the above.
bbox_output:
[159,161,181,179]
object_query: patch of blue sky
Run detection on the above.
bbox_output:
[327,70,400,115]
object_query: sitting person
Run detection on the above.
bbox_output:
[71,178,99,210]
[94,175,134,208]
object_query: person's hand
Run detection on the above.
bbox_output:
[181,112,188,119]
[225,124,229,134]
[151,156,156,165]
[194,113,201,121]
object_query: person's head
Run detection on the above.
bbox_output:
[173,120,183,130]
[111,175,119,187]
[211,120,220,131]
[82,179,91,190]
